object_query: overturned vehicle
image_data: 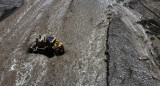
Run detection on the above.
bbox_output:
[28,35,64,57]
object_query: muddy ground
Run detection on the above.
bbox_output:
[0,0,160,86]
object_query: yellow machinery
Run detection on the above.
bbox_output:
[28,35,64,57]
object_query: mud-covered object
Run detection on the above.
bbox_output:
[108,17,157,86]
[0,0,23,21]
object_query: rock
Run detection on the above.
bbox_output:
[108,17,157,86]
[0,0,23,21]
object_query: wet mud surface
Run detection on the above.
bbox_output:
[0,0,160,86]
[0,0,108,86]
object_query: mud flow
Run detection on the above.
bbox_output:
[1,0,160,86]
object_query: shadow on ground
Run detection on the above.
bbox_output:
[27,48,64,58]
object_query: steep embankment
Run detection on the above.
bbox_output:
[106,0,160,85]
